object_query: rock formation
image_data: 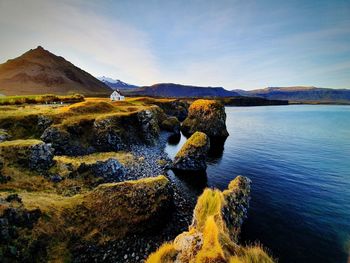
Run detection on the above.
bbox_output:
[173,132,210,171]
[181,99,229,138]
[41,108,161,156]
[161,116,181,134]
[147,176,274,263]
[0,139,54,171]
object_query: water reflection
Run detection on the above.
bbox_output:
[171,169,208,191]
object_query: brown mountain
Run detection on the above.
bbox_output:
[0,46,111,96]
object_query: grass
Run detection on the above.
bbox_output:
[146,243,177,263]
[0,139,42,147]
[0,94,84,105]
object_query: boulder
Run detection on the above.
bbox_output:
[0,140,54,171]
[181,99,229,138]
[75,175,173,242]
[161,116,181,134]
[153,100,189,121]
[147,176,274,263]
[173,132,210,171]
[76,158,126,182]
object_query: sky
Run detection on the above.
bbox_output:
[0,0,349,90]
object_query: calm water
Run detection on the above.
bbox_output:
[165,105,350,263]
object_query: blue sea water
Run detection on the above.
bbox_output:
[165,105,350,263]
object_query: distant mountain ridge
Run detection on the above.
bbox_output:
[234,86,350,103]
[98,76,138,90]
[0,46,111,96]
[123,83,239,98]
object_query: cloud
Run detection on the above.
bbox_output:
[0,0,161,85]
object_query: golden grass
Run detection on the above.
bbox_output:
[0,139,42,147]
[193,189,223,231]
[229,245,275,263]
[146,243,177,263]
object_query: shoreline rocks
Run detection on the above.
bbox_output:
[173,132,210,171]
[147,176,274,263]
[181,99,229,138]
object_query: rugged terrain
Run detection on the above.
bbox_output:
[0,97,273,262]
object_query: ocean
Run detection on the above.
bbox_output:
[165,105,350,263]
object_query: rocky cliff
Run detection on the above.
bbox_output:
[181,99,229,138]
[147,176,274,263]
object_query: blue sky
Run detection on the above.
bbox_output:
[0,0,349,90]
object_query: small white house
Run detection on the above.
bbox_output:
[110,90,125,101]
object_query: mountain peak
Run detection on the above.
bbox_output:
[0,47,111,96]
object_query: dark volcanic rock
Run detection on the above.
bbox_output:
[77,158,126,182]
[181,99,229,138]
[173,131,210,171]
[161,116,181,134]
[0,140,54,171]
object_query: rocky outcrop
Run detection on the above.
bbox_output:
[55,155,127,183]
[181,99,229,138]
[42,108,161,156]
[173,132,210,171]
[153,100,189,121]
[79,175,173,242]
[0,139,54,171]
[147,176,274,263]
[0,194,42,261]
[160,116,181,134]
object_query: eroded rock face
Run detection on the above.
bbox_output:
[154,100,189,122]
[147,176,274,263]
[173,132,210,171]
[0,140,54,171]
[0,194,42,261]
[42,108,161,156]
[77,158,126,182]
[77,175,173,242]
[181,99,229,138]
[161,116,181,134]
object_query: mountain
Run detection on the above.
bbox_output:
[234,86,350,103]
[0,46,111,96]
[123,83,239,98]
[97,76,138,90]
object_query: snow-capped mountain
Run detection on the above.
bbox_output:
[97,76,138,90]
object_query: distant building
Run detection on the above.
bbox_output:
[110,90,125,101]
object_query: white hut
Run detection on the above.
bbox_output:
[110,90,125,101]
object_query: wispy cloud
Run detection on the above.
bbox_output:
[0,0,161,85]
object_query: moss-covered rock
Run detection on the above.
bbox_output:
[173,132,210,171]
[0,176,173,261]
[0,139,54,171]
[147,176,275,263]
[181,99,229,138]
[161,116,181,134]
[54,154,127,183]
[79,175,173,242]
[42,108,161,156]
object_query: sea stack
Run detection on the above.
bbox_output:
[181,99,229,138]
[173,131,210,171]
